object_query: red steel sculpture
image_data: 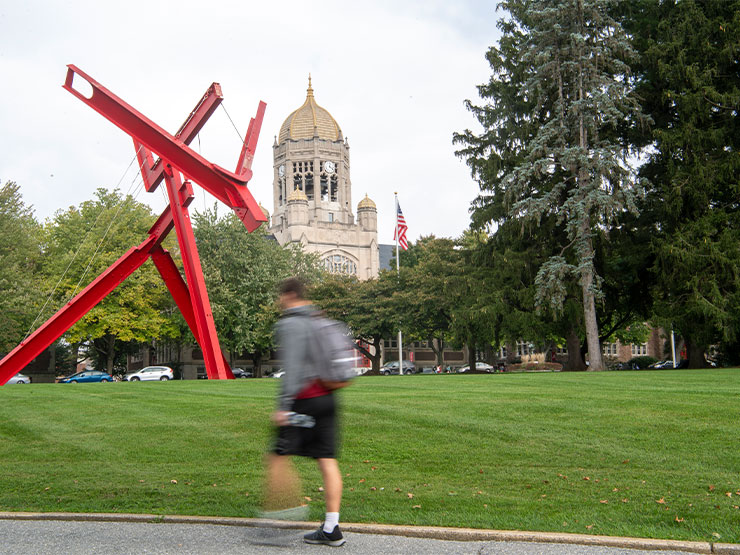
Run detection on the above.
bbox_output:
[0,65,267,385]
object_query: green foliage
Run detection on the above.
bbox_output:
[0,182,44,352]
[455,0,649,371]
[624,0,740,366]
[310,272,399,371]
[41,188,178,370]
[192,205,321,372]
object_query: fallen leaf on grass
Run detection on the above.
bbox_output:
[359,479,366,483]
[600,500,608,504]
[622,499,629,503]
[709,485,715,492]
[656,498,666,504]
[583,477,591,481]
[363,460,371,464]
[412,505,421,509]
[318,487,324,492]
[726,492,733,497]
[479,469,484,474]
[171,480,178,484]
[370,487,377,491]
[622,460,629,464]
[395,488,401,492]
[586,525,594,530]
[675,517,684,522]
[407,493,414,499]
[612,488,619,492]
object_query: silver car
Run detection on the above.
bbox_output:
[124,366,174,381]
[6,373,31,384]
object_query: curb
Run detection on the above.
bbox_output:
[0,511,736,553]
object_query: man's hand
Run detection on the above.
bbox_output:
[272,411,290,426]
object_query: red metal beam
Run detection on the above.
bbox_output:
[0,236,157,385]
[150,246,232,375]
[136,83,224,193]
[63,65,266,231]
[162,172,230,380]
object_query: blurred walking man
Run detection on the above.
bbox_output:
[265,277,346,547]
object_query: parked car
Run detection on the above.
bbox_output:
[458,362,495,373]
[123,366,174,381]
[380,360,416,375]
[6,373,31,384]
[231,368,253,378]
[268,370,285,379]
[649,359,676,369]
[60,370,114,383]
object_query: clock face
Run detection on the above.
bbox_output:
[324,161,336,174]
[278,164,285,177]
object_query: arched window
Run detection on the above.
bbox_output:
[322,254,357,275]
[330,175,338,202]
[305,173,314,200]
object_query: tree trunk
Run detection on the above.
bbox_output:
[581,268,604,371]
[430,335,445,368]
[685,338,707,369]
[563,328,587,371]
[106,334,115,374]
[252,351,263,378]
[468,342,477,372]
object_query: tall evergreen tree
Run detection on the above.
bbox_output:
[623,0,740,367]
[456,0,647,370]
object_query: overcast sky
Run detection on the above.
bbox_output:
[0,0,500,245]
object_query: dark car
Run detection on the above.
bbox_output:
[381,360,416,375]
[232,368,253,378]
[60,370,114,383]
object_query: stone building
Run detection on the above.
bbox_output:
[268,77,379,280]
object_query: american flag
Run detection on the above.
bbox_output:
[394,199,409,251]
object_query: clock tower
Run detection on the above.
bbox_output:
[268,77,379,279]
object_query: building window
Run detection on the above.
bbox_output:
[516,341,533,356]
[305,173,314,200]
[328,213,334,222]
[631,343,648,356]
[603,343,618,356]
[320,174,329,201]
[322,254,357,275]
[330,175,338,202]
[293,172,302,191]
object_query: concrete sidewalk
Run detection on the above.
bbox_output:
[0,512,736,554]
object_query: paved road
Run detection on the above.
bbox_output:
[0,519,705,555]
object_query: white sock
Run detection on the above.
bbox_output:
[323,512,339,533]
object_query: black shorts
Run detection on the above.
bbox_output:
[273,394,338,459]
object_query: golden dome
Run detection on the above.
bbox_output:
[287,187,308,202]
[278,76,342,143]
[357,194,376,210]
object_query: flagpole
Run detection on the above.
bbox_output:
[395,193,403,375]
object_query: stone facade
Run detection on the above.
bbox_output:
[268,78,379,280]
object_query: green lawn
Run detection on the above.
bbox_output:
[0,370,738,543]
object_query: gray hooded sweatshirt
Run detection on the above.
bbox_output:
[274,304,325,411]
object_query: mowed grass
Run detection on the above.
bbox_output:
[0,370,738,543]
